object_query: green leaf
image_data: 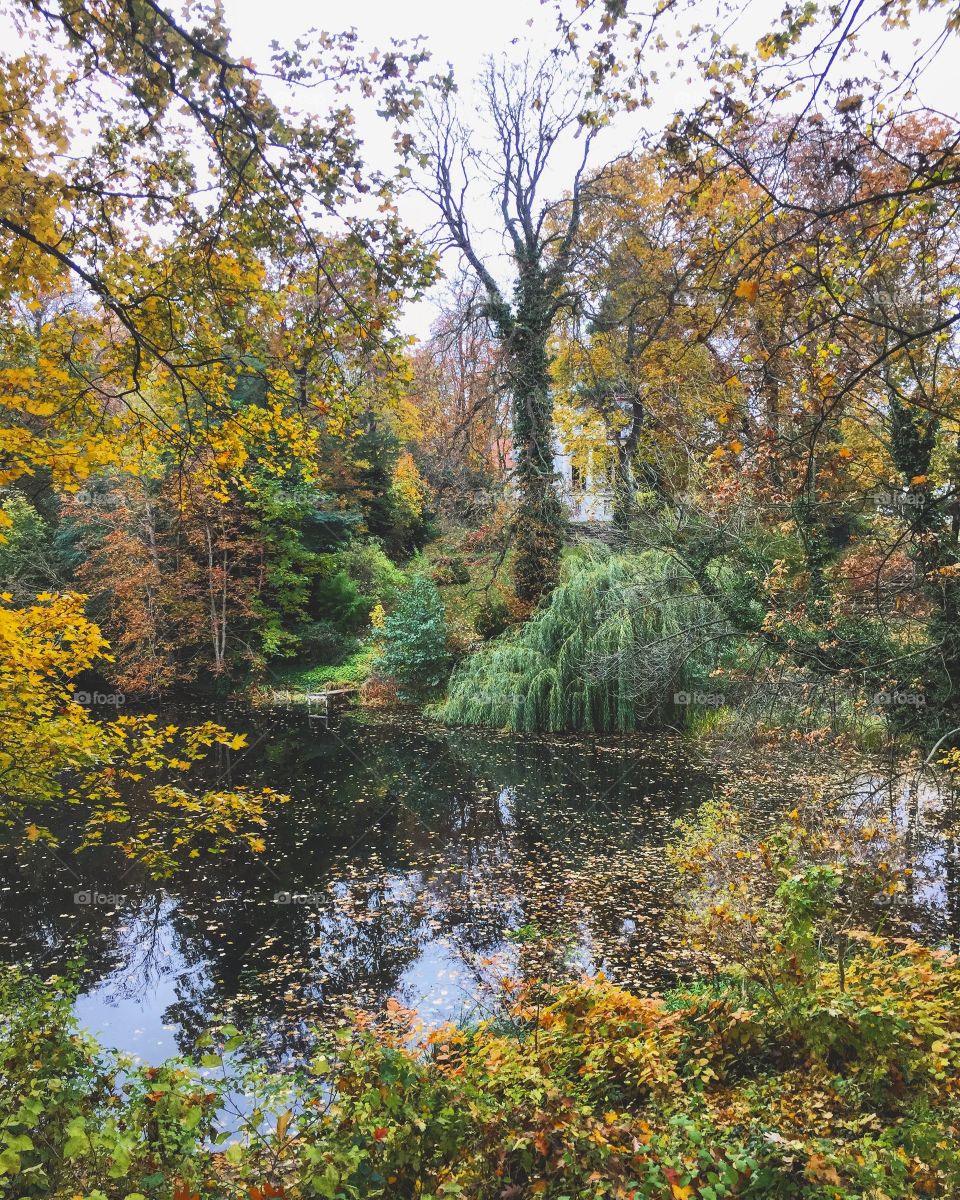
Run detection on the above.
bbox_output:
[182,1104,203,1131]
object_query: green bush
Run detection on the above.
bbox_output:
[374,573,451,698]
[0,491,55,600]
[311,563,372,632]
[5,932,960,1199]
[336,539,405,607]
[0,968,224,1195]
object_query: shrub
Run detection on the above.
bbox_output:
[0,968,224,1194]
[311,562,372,631]
[336,539,405,607]
[5,939,960,1199]
[297,619,356,666]
[373,573,452,698]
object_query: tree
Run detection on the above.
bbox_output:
[408,276,510,523]
[418,53,606,602]
[0,591,283,875]
[0,0,432,502]
[374,574,451,698]
[552,154,723,529]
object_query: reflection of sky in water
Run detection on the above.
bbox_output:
[74,897,187,1061]
[4,708,958,1064]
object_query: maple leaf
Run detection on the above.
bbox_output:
[734,279,759,302]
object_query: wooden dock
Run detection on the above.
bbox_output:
[305,686,358,726]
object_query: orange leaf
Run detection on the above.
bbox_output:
[734,279,759,302]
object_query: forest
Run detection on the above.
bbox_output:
[2,0,960,1196]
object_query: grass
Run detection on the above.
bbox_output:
[262,640,378,696]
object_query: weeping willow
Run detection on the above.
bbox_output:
[440,549,729,733]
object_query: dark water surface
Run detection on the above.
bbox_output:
[0,707,718,1061]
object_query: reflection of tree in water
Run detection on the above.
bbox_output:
[0,837,171,997]
[140,718,522,1053]
[22,709,960,1060]
[36,714,705,1053]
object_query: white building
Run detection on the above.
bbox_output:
[554,442,614,523]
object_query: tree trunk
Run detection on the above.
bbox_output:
[508,284,565,603]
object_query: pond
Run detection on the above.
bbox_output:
[5,706,960,1065]
[0,706,719,1061]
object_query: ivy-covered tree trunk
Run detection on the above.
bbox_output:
[507,272,566,603]
[423,55,601,606]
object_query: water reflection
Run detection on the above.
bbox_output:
[5,709,960,1062]
[0,709,713,1058]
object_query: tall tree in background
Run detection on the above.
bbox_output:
[552,154,722,529]
[409,276,510,523]
[418,54,604,602]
